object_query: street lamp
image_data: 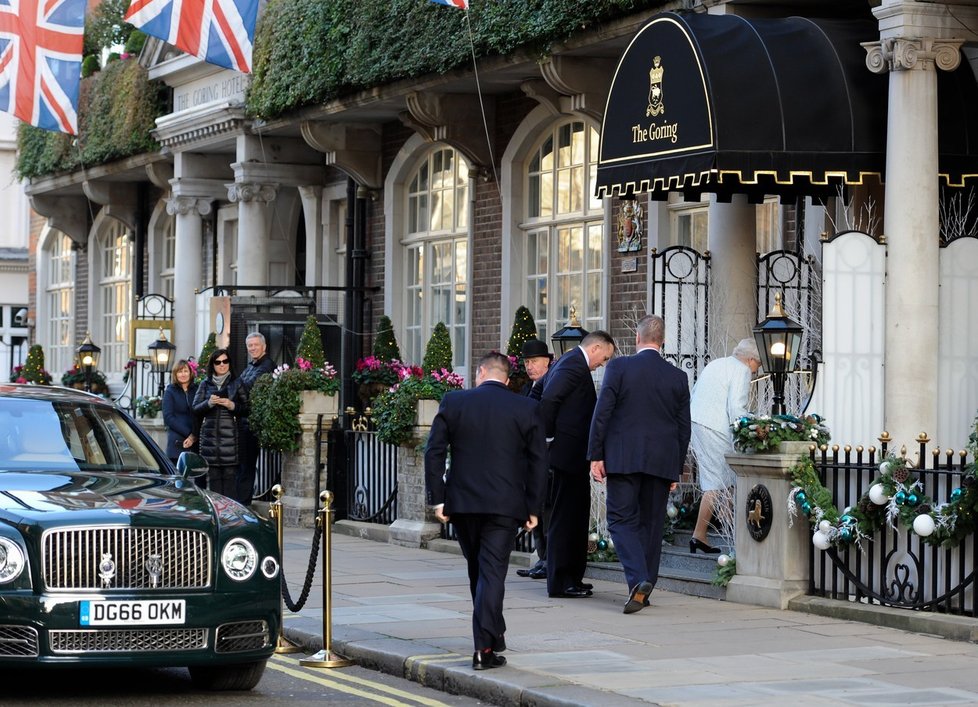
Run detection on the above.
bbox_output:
[753,292,804,416]
[551,305,589,357]
[147,328,176,397]
[75,332,102,393]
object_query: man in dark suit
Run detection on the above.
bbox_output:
[236,332,275,506]
[425,352,548,670]
[515,338,553,580]
[588,314,691,614]
[540,330,616,599]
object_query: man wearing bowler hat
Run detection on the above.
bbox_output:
[516,338,553,579]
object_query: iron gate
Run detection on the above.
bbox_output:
[648,246,711,383]
[810,437,976,615]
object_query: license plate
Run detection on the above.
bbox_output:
[79,600,186,627]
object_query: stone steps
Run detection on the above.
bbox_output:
[585,530,729,600]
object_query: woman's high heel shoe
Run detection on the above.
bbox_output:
[689,537,721,554]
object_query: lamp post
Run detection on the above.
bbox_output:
[76,332,102,393]
[551,306,589,357]
[753,292,804,416]
[147,328,176,397]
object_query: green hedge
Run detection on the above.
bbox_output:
[16,58,169,180]
[248,0,656,119]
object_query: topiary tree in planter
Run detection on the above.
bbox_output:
[373,314,401,362]
[14,344,53,385]
[422,322,453,374]
[296,315,326,368]
[505,305,537,392]
[196,333,217,382]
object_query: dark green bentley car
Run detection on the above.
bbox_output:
[0,384,281,690]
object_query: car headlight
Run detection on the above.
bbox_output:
[0,538,26,584]
[221,539,258,581]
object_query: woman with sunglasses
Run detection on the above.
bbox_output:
[193,348,248,498]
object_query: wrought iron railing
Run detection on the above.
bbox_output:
[810,435,976,616]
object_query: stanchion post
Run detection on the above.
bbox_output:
[300,490,353,668]
[270,484,302,654]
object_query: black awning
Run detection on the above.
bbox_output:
[597,13,888,201]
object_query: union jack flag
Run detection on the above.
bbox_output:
[125,0,259,74]
[0,0,85,134]
[429,0,468,8]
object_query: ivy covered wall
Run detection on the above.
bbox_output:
[16,59,168,180]
[17,0,660,178]
[248,0,659,119]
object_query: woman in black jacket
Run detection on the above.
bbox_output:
[162,359,199,465]
[193,348,248,498]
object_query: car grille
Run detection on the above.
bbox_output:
[0,626,39,657]
[49,628,208,653]
[215,621,270,653]
[42,527,211,590]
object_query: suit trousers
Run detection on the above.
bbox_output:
[452,513,518,651]
[546,468,590,594]
[236,426,261,505]
[606,473,672,592]
[531,469,555,562]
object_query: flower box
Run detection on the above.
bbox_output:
[415,399,439,427]
[777,440,814,456]
[299,390,339,417]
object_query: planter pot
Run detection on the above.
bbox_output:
[358,382,387,406]
[416,399,440,427]
[777,440,814,456]
[299,390,339,417]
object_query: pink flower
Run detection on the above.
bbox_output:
[296,357,313,371]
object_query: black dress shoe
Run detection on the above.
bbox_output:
[472,650,507,670]
[527,567,547,579]
[516,568,532,577]
[623,581,653,614]
[574,582,593,591]
[549,586,593,598]
[689,538,722,554]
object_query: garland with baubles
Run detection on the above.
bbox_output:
[787,418,978,550]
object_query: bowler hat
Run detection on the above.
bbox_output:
[521,339,552,360]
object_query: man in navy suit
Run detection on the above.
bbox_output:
[425,352,548,670]
[588,315,691,614]
[540,330,616,598]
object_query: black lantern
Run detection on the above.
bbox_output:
[753,292,804,415]
[75,332,101,393]
[147,328,176,397]
[551,306,589,357]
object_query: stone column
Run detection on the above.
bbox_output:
[388,420,442,548]
[725,451,811,609]
[708,194,757,353]
[298,185,324,287]
[227,182,277,287]
[863,34,962,445]
[165,195,211,359]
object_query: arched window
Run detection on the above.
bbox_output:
[402,147,469,369]
[524,121,604,338]
[44,232,75,373]
[97,219,132,372]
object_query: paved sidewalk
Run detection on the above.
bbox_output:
[279,527,978,706]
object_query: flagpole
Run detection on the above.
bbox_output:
[463,4,499,188]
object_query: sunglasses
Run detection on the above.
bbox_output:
[214,359,230,365]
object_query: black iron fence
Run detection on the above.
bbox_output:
[810,436,976,616]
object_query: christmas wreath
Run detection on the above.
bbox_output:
[787,416,978,550]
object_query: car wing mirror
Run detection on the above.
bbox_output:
[175,451,209,479]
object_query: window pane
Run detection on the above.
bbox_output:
[528,174,540,219]
[539,172,553,219]
[540,136,554,171]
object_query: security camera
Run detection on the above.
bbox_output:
[13,308,27,327]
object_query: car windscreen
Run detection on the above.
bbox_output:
[0,398,164,474]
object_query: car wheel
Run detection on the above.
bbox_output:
[188,659,267,691]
